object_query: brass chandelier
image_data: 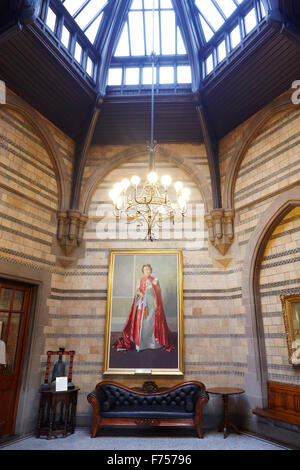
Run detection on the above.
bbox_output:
[109,1,191,241]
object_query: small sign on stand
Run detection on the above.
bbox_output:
[55,376,68,392]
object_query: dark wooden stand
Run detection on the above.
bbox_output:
[207,387,245,439]
[36,387,79,439]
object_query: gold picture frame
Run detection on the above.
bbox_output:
[103,250,184,376]
[280,293,300,365]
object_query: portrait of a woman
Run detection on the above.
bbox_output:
[113,264,175,353]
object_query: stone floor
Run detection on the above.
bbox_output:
[0,427,291,451]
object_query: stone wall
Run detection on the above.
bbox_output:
[0,89,299,441]
[260,207,300,385]
[0,91,74,434]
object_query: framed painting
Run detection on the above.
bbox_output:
[103,250,184,375]
[280,293,300,365]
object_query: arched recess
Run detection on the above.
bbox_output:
[0,91,67,210]
[241,187,300,409]
[223,90,300,210]
[80,144,212,214]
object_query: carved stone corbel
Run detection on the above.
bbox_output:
[56,210,88,257]
[205,209,235,256]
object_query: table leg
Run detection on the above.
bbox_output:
[217,394,241,439]
[48,406,54,440]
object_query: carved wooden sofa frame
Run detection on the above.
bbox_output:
[87,381,209,438]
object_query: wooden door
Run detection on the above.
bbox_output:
[0,280,33,438]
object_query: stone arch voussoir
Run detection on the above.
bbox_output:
[223,91,300,210]
[81,144,212,214]
[242,186,300,409]
[0,91,67,210]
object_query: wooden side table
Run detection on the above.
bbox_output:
[36,387,80,439]
[206,387,245,439]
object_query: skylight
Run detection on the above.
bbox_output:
[195,0,245,42]
[114,0,187,57]
[60,0,107,44]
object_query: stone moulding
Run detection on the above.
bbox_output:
[205,208,235,256]
[57,210,88,257]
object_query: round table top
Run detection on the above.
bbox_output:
[206,387,245,396]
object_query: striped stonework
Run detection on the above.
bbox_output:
[1,89,299,422]
[259,207,300,385]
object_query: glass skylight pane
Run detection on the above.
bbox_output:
[75,0,106,30]
[113,0,188,61]
[129,11,145,55]
[230,25,241,49]
[85,13,103,43]
[107,68,123,86]
[114,22,130,56]
[86,57,94,77]
[217,40,226,62]
[161,11,175,55]
[177,66,191,84]
[160,66,174,84]
[206,54,213,75]
[62,0,84,16]
[143,0,159,9]
[260,1,266,17]
[131,0,143,9]
[74,42,83,64]
[177,27,187,54]
[196,0,225,31]
[199,16,214,41]
[214,0,236,18]
[244,9,257,34]
[145,10,160,55]
[160,0,173,8]
[125,68,140,85]
[61,25,70,49]
[46,7,56,32]
[142,67,157,85]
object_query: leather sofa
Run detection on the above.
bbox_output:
[87,380,209,438]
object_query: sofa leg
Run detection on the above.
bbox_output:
[91,418,101,438]
[91,427,97,438]
[195,423,204,439]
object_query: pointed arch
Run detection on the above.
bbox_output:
[0,91,67,210]
[242,187,300,409]
[80,144,212,214]
[223,91,300,210]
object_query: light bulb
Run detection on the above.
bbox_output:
[109,189,117,201]
[116,196,123,208]
[161,175,172,188]
[121,178,130,190]
[113,182,122,195]
[131,175,141,186]
[178,196,187,210]
[174,181,183,193]
[147,172,158,185]
[181,188,191,200]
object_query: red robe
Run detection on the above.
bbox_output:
[113,275,175,352]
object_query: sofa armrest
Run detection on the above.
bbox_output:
[87,391,101,438]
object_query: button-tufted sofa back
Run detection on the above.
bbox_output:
[96,382,208,415]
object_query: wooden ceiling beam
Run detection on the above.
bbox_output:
[194,92,222,210]
[70,95,103,210]
[172,0,202,93]
[96,0,132,95]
